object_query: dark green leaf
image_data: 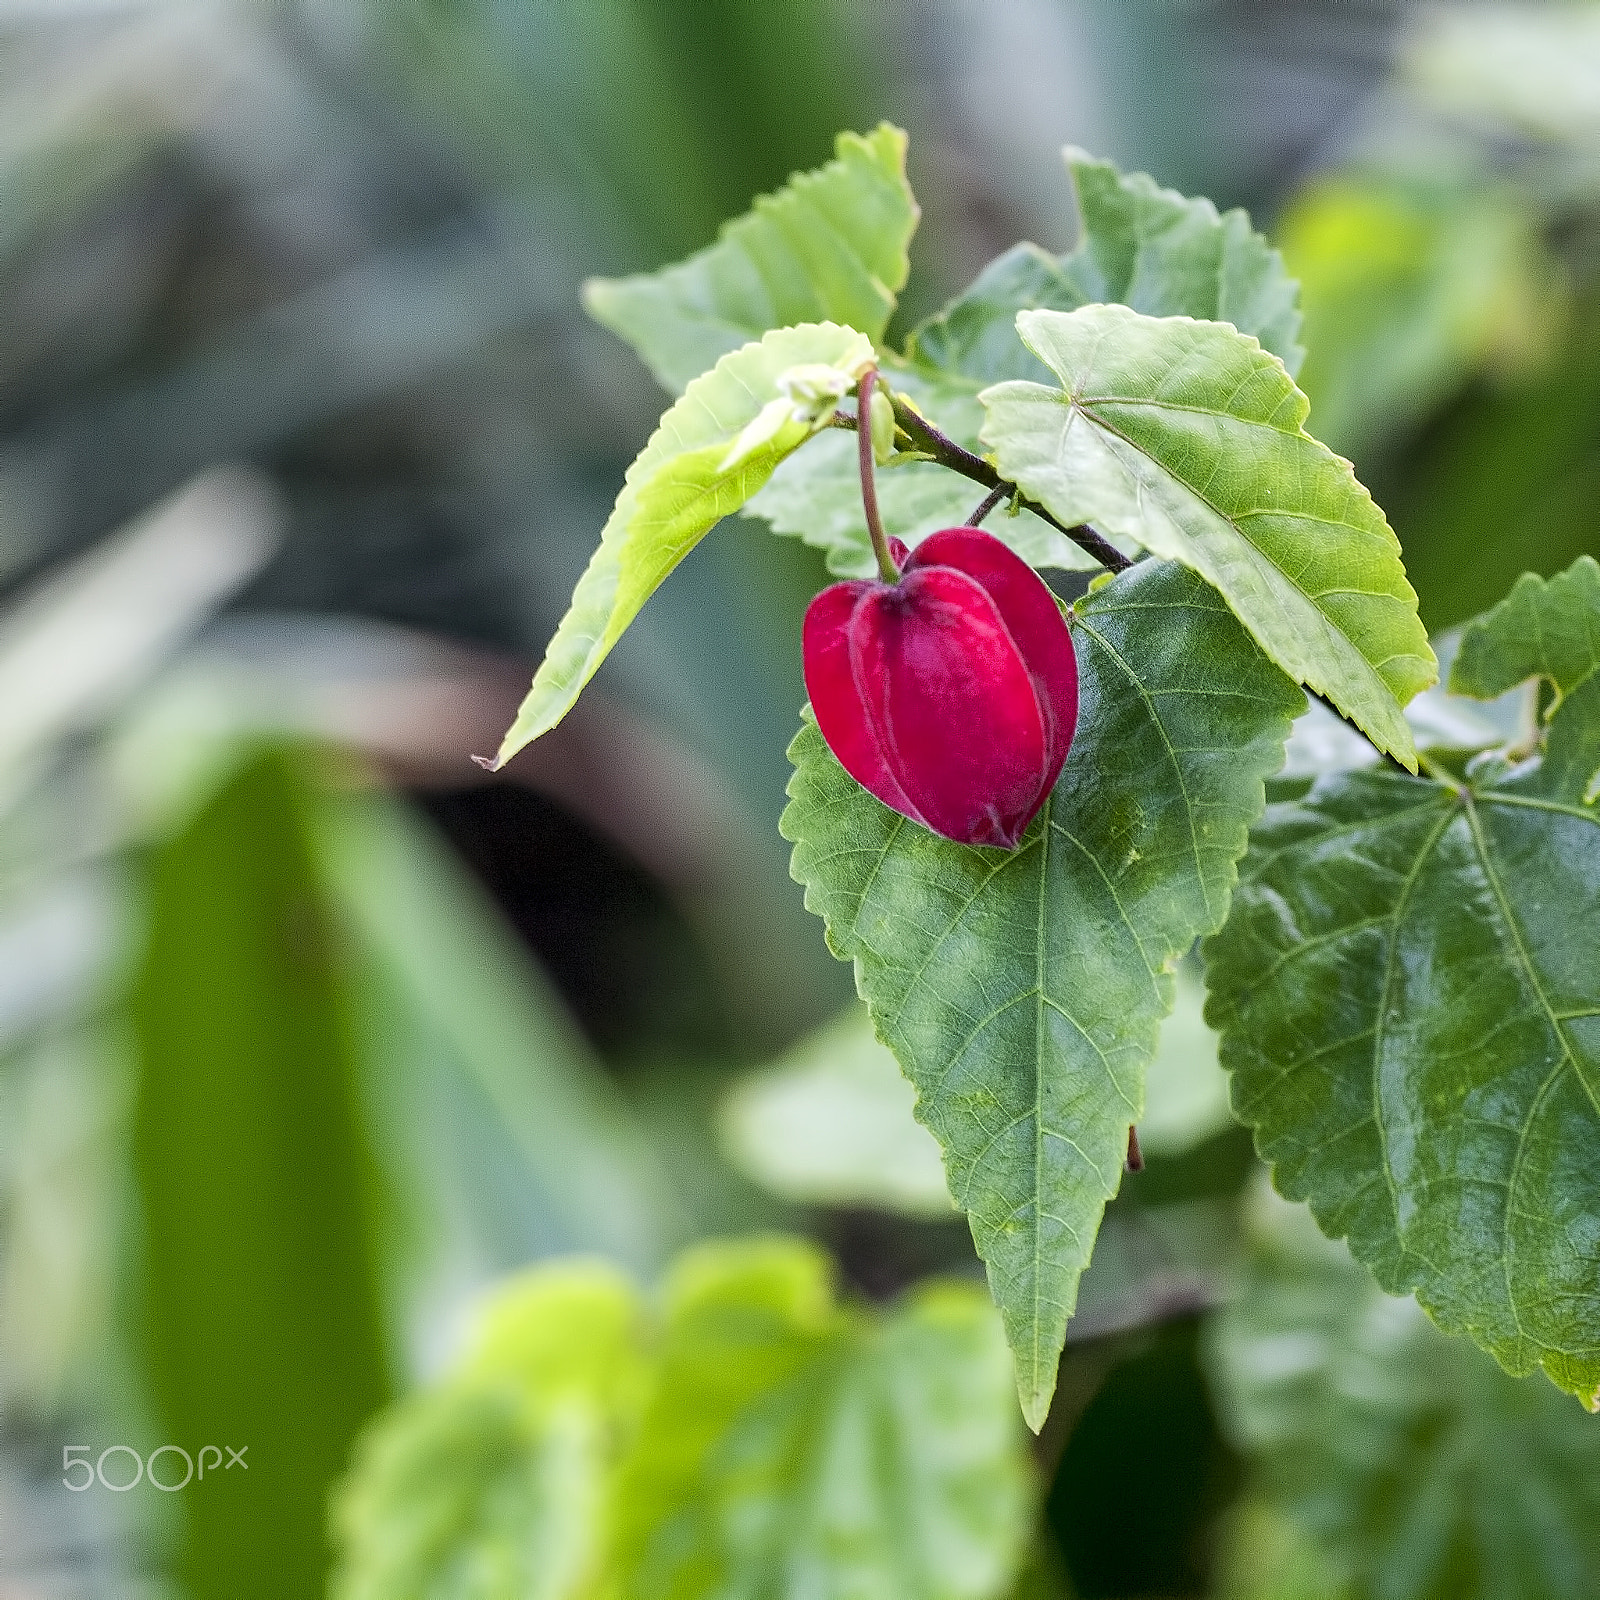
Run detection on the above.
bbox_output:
[1204,557,1600,1405]
[980,305,1437,766]
[783,560,1302,1427]
[1208,1191,1600,1600]
[584,124,918,395]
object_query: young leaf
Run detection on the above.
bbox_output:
[614,1238,1032,1600]
[749,147,1304,581]
[584,124,918,395]
[909,149,1304,387]
[784,560,1303,1428]
[980,304,1437,767]
[331,1264,646,1600]
[486,322,872,769]
[1204,557,1600,1406]
[1208,1191,1600,1600]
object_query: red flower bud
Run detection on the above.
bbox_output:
[802,526,1079,848]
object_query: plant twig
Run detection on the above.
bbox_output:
[856,370,899,582]
[967,482,1010,527]
[1125,1126,1143,1172]
[885,395,1132,573]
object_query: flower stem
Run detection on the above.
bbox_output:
[856,370,899,583]
[886,393,1133,574]
[967,483,1011,527]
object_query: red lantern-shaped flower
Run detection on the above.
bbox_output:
[802,526,1079,848]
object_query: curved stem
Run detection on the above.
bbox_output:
[967,483,1010,527]
[887,394,1133,574]
[856,370,899,582]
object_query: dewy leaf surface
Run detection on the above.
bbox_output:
[1204,557,1600,1406]
[980,304,1436,766]
[487,322,872,768]
[584,124,917,395]
[1208,1191,1600,1600]
[750,148,1302,581]
[784,560,1303,1428]
[612,1238,1033,1600]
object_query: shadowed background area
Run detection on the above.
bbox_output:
[1,3,1597,1597]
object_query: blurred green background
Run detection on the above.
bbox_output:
[3,2,1599,1596]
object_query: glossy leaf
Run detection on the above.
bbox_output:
[614,1238,1032,1600]
[584,124,917,395]
[1203,558,1600,1405]
[784,560,1303,1427]
[719,1004,953,1217]
[750,147,1303,581]
[487,322,873,768]
[331,1264,647,1600]
[1208,1190,1600,1600]
[980,304,1437,766]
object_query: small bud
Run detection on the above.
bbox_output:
[802,527,1078,848]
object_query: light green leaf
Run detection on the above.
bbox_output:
[487,322,872,768]
[1208,1189,1600,1600]
[584,124,917,395]
[909,149,1304,386]
[719,1003,954,1217]
[615,1237,1033,1600]
[331,1264,646,1600]
[980,304,1437,767]
[783,560,1303,1428]
[1203,558,1600,1406]
[749,148,1303,581]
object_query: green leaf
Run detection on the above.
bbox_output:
[719,1003,954,1217]
[332,1264,647,1600]
[129,747,391,1600]
[1208,1190,1600,1600]
[909,149,1304,386]
[1451,555,1600,802]
[783,560,1303,1428]
[980,304,1437,767]
[333,1240,1033,1600]
[487,322,873,768]
[1203,558,1600,1406]
[748,148,1303,582]
[614,1237,1033,1600]
[584,124,917,395]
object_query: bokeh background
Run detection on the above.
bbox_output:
[3,2,1599,1596]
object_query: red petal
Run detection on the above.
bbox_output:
[851,567,1049,847]
[906,527,1079,787]
[802,581,925,826]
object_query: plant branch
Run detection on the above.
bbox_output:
[856,370,899,582]
[884,395,1132,573]
[967,482,1010,527]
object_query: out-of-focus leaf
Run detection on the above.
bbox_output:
[584,125,917,395]
[335,1238,1034,1600]
[614,1238,1033,1600]
[981,304,1436,766]
[1280,178,1552,458]
[750,148,1301,581]
[1137,959,1231,1160]
[719,1004,953,1217]
[910,149,1303,385]
[488,322,873,768]
[784,560,1301,1429]
[1204,558,1600,1405]
[332,1263,646,1600]
[1207,1189,1600,1600]
[128,747,391,1600]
